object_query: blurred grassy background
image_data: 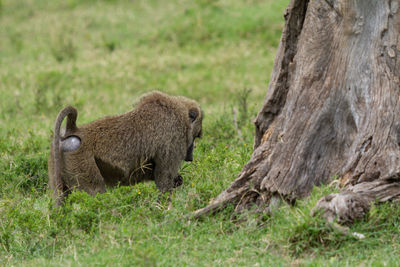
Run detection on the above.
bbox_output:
[0,0,285,134]
[1,0,400,266]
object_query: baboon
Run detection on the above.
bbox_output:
[48,91,203,206]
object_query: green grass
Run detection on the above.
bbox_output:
[1,0,399,266]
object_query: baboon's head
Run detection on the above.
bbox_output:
[189,107,203,139]
[185,102,203,162]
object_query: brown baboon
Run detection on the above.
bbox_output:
[48,91,203,206]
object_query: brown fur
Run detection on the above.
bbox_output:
[48,91,203,206]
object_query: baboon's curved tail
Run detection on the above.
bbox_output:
[52,106,77,206]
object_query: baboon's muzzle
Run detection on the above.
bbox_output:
[185,143,194,162]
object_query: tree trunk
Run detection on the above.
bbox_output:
[193,0,400,223]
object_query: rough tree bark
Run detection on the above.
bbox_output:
[194,0,400,223]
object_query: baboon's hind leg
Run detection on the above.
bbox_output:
[84,157,107,195]
[65,156,107,197]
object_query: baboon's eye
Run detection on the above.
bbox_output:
[189,110,198,123]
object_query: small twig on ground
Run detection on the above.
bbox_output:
[233,107,242,139]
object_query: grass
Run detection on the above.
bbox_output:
[0,0,399,266]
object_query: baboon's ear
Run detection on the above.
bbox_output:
[189,108,198,123]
